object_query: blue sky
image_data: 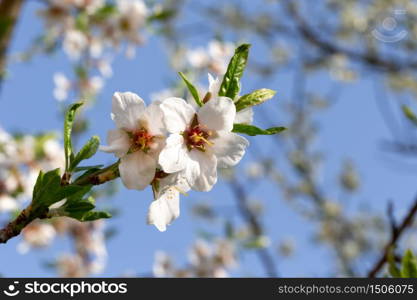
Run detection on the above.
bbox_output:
[0,1,416,277]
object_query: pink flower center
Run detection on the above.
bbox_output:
[184,125,213,152]
[131,128,154,153]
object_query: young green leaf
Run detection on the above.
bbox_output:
[402,105,417,126]
[235,89,276,112]
[73,165,104,172]
[69,136,100,171]
[232,124,286,136]
[93,4,117,22]
[178,72,202,107]
[219,44,251,100]
[147,9,176,22]
[401,249,417,278]
[388,248,401,278]
[62,194,112,222]
[64,102,83,172]
[31,169,92,210]
[80,211,112,221]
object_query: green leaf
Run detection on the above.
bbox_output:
[388,248,401,278]
[73,165,104,172]
[80,211,112,221]
[64,196,95,213]
[63,195,111,222]
[242,236,268,249]
[75,11,89,32]
[178,72,202,107]
[402,105,417,126]
[31,169,92,210]
[147,9,176,22]
[64,102,83,172]
[32,169,61,209]
[218,44,251,99]
[69,136,100,171]
[232,124,286,136]
[401,249,417,278]
[235,89,276,112]
[93,4,117,22]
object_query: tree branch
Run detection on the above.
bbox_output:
[367,195,417,277]
[0,162,120,244]
[229,177,279,277]
[284,0,417,73]
[0,0,25,89]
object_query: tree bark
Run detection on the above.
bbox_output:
[0,0,25,80]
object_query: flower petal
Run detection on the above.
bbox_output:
[141,101,166,136]
[212,131,249,168]
[119,151,156,190]
[198,97,235,132]
[99,129,130,158]
[160,97,195,133]
[156,170,190,199]
[187,150,217,192]
[158,134,188,173]
[234,107,253,125]
[147,188,180,232]
[208,73,222,95]
[111,92,145,130]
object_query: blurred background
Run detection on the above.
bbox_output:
[1,0,417,277]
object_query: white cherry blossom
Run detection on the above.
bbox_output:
[63,30,88,60]
[158,96,249,192]
[53,72,72,101]
[100,92,166,190]
[147,170,190,231]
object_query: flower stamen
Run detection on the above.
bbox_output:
[184,125,214,152]
[129,128,154,153]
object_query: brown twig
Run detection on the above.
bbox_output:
[229,177,279,277]
[367,195,417,277]
[0,162,120,244]
[0,0,25,90]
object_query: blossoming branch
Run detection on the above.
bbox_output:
[0,44,285,243]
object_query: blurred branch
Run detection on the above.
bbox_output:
[367,195,417,277]
[0,0,25,91]
[229,178,279,277]
[0,162,119,244]
[284,0,417,73]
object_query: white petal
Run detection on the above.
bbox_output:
[156,170,190,199]
[147,188,180,232]
[111,92,145,130]
[212,131,249,168]
[234,107,253,125]
[0,195,18,213]
[158,134,188,173]
[208,73,221,95]
[119,151,156,190]
[187,150,217,192]
[198,97,236,132]
[160,97,195,133]
[99,129,130,158]
[141,101,166,136]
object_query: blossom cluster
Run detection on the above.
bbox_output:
[0,129,64,214]
[101,74,251,231]
[153,239,237,277]
[36,0,150,102]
